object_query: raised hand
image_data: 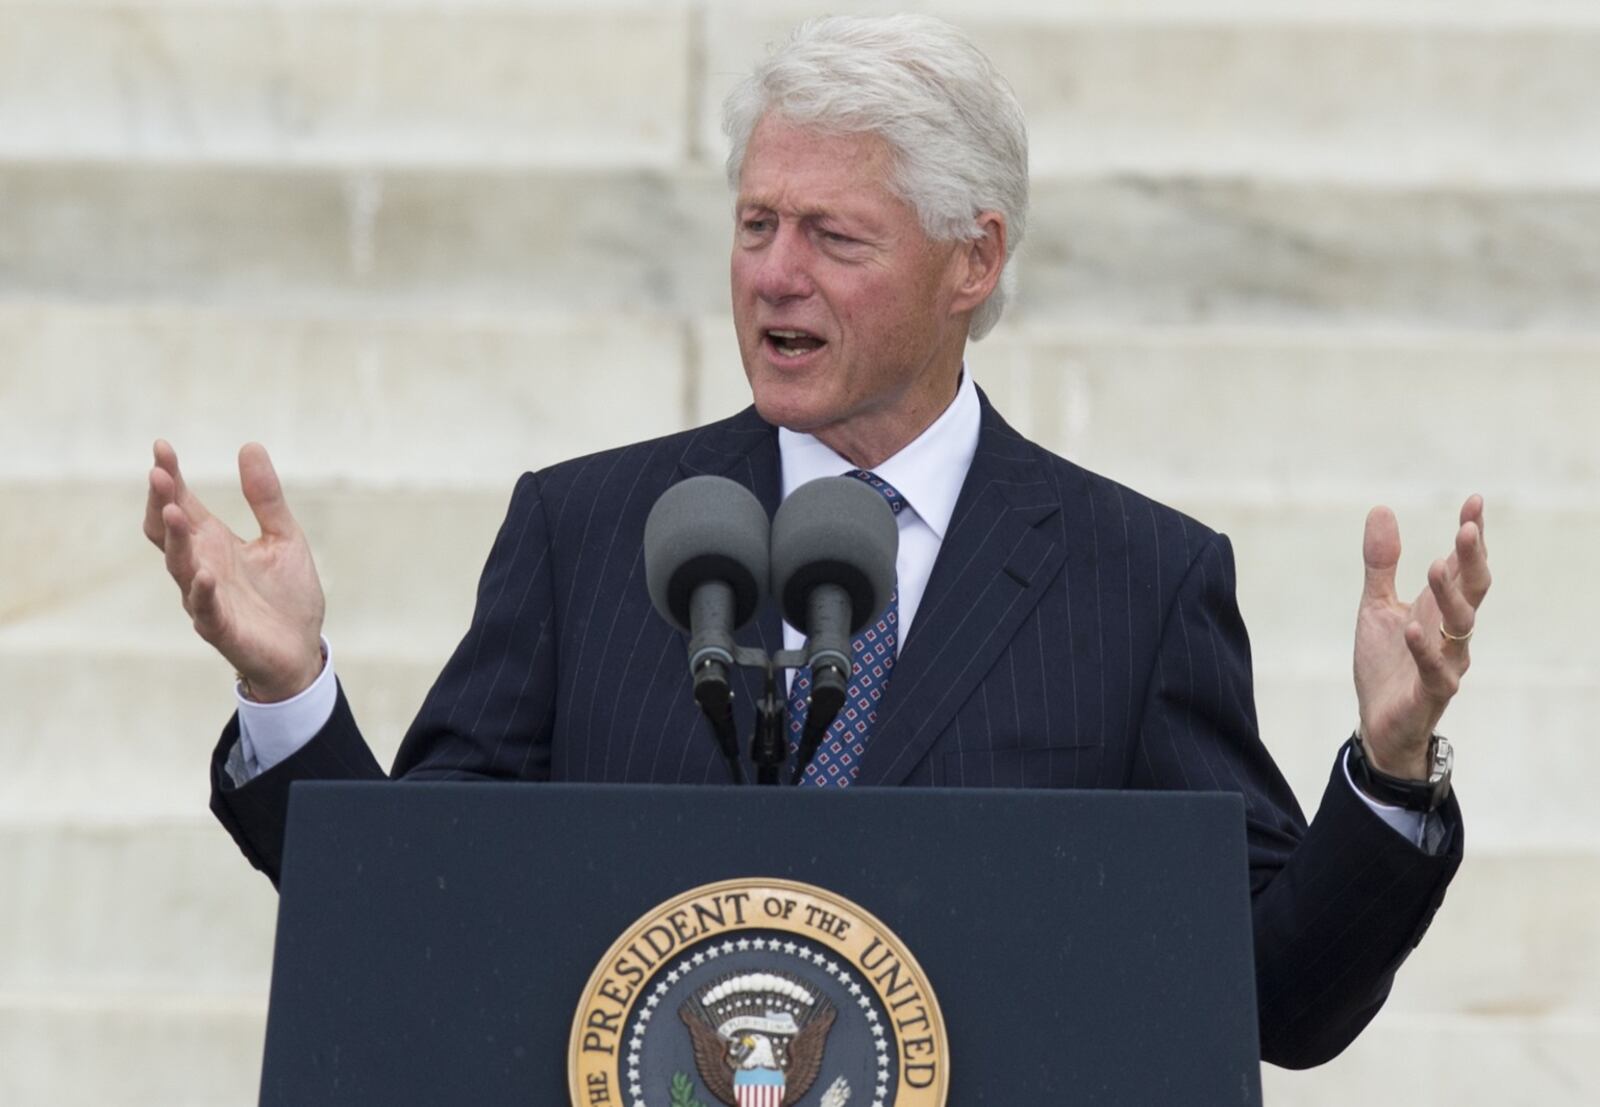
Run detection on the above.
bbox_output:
[143,440,326,702]
[1354,496,1491,778]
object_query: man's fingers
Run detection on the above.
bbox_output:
[1361,505,1401,606]
[162,501,200,595]
[152,439,212,523]
[144,465,175,548]
[1459,494,1486,552]
[1428,557,1476,653]
[1456,515,1492,608]
[1405,620,1461,702]
[188,569,226,643]
[238,443,299,539]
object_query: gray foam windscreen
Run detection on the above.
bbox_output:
[643,476,770,631]
[770,476,899,633]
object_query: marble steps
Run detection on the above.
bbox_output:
[0,641,429,823]
[1258,1012,1600,1106]
[707,14,1600,187]
[0,304,696,486]
[748,0,1600,30]
[3,5,1599,188]
[4,302,1596,493]
[6,162,1600,329]
[0,992,267,1107]
[1,822,278,994]
[0,3,694,169]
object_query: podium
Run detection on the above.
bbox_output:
[259,783,1262,1105]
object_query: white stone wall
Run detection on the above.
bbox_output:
[1,2,1596,1102]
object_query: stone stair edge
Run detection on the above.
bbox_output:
[7,0,1600,30]
[8,152,1600,190]
[0,296,686,332]
[0,148,694,174]
[2,156,1599,193]
[0,988,266,1014]
[10,297,1600,348]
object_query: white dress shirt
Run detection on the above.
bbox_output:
[777,366,981,658]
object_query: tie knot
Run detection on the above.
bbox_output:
[846,469,907,516]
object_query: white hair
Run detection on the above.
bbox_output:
[722,14,1029,339]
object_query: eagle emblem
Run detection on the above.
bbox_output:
[678,971,838,1107]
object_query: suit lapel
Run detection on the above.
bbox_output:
[857,395,1067,786]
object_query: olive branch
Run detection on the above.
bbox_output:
[669,1071,707,1107]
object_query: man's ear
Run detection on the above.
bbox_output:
[949,211,1007,316]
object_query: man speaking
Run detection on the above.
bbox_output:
[142,14,1490,1069]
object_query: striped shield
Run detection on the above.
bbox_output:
[733,1068,785,1107]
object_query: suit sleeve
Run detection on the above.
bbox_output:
[208,471,560,886]
[1130,531,1463,1069]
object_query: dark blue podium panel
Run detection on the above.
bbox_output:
[263,783,1260,1105]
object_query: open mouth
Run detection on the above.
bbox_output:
[765,328,827,359]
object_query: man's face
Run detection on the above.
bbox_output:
[731,115,973,465]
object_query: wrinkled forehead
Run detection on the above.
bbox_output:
[734,116,910,214]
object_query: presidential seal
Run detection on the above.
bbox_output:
[569,879,948,1107]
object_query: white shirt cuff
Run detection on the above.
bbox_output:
[1342,746,1427,848]
[235,637,338,778]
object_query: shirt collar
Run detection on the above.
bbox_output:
[777,369,980,541]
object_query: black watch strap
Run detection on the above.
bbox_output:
[1349,731,1453,813]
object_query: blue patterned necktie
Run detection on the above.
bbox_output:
[786,470,907,787]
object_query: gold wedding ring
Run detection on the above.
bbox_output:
[1439,622,1474,644]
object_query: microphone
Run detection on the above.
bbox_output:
[770,476,899,783]
[643,476,770,784]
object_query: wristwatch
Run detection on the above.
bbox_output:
[1349,730,1453,813]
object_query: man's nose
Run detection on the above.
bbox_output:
[752,228,814,303]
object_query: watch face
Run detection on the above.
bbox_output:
[1428,737,1454,786]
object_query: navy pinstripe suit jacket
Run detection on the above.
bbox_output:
[211,389,1461,1068]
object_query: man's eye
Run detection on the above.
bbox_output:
[742,218,773,235]
[821,231,855,245]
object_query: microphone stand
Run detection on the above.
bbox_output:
[750,665,787,787]
[681,582,863,786]
[711,645,841,786]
